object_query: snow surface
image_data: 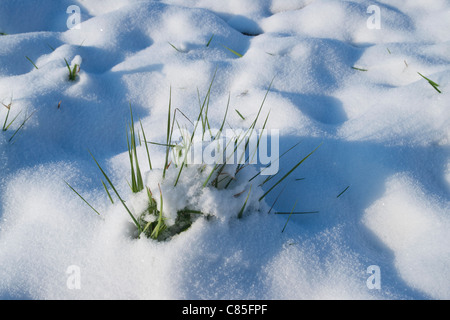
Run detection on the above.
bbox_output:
[0,0,449,300]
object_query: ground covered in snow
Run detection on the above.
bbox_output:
[0,0,449,300]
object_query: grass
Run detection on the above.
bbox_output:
[418,72,442,93]
[352,66,368,72]
[127,104,144,193]
[206,34,215,47]
[258,143,322,202]
[168,42,183,52]
[69,73,320,241]
[222,45,243,58]
[8,110,35,144]
[64,58,80,81]
[65,181,101,216]
[26,56,38,69]
[235,109,246,120]
[2,98,35,143]
[337,186,350,198]
[2,99,20,132]
[281,200,298,233]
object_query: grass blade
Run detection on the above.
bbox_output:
[65,181,101,216]
[206,34,215,47]
[259,143,322,202]
[163,87,173,179]
[222,45,243,58]
[9,111,35,143]
[352,66,368,72]
[26,56,38,69]
[89,150,142,235]
[174,70,217,186]
[235,109,246,120]
[237,186,252,219]
[151,184,167,239]
[140,120,152,170]
[101,179,115,204]
[418,72,442,93]
[337,186,350,199]
[168,42,182,52]
[281,200,298,233]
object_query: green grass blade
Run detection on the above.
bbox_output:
[9,111,35,143]
[26,56,38,69]
[174,70,217,187]
[337,186,350,199]
[418,72,442,93]
[129,104,144,192]
[237,186,252,219]
[101,179,114,204]
[168,42,182,52]
[276,211,319,215]
[249,141,301,183]
[65,181,101,216]
[259,143,322,202]
[163,87,172,179]
[281,200,298,233]
[222,45,243,58]
[268,184,288,214]
[352,66,368,72]
[89,150,142,234]
[206,34,215,47]
[151,184,166,239]
[140,120,152,170]
[235,109,246,120]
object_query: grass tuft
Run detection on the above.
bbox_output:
[64,58,80,81]
[418,72,442,93]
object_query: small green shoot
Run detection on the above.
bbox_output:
[235,109,246,120]
[0,32,7,36]
[139,120,152,170]
[163,87,173,179]
[65,181,101,216]
[259,143,322,202]
[2,100,21,132]
[281,200,298,233]
[26,56,38,69]
[46,43,55,52]
[352,66,368,72]
[127,104,144,193]
[150,184,167,239]
[64,58,80,81]
[222,45,243,58]
[101,179,114,204]
[418,72,442,93]
[8,110,35,144]
[89,150,143,235]
[168,42,182,52]
[337,186,350,199]
[237,186,252,219]
[206,34,215,47]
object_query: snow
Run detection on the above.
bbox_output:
[0,0,449,300]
